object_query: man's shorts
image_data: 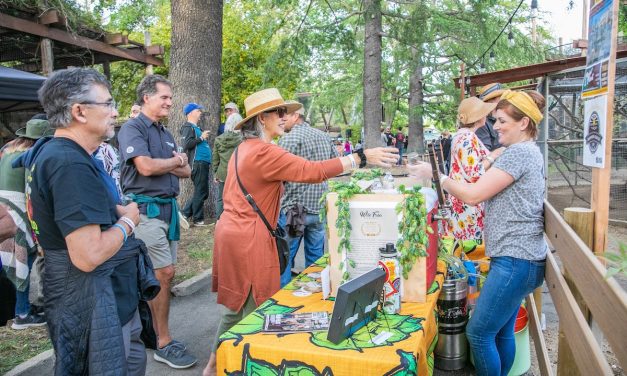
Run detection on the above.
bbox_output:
[134,215,178,269]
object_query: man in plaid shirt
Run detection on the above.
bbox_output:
[278,105,338,286]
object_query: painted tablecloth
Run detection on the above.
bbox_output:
[217,256,445,376]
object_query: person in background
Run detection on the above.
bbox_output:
[212,112,243,219]
[180,103,212,226]
[409,90,547,376]
[355,140,363,151]
[0,115,49,329]
[278,104,338,287]
[130,104,142,119]
[477,82,505,151]
[218,102,239,136]
[445,97,503,242]
[440,130,452,174]
[118,75,196,369]
[343,139,352,156]
[203,88,398,376]
[395,129,405,165]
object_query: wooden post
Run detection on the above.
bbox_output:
[40,38,54,76]
[102,60,111,80]
[591,0,618,255]
[557,207,594,376]
[144,31,153,75]
[459,63,465,101]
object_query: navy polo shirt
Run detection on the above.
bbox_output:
[118,113,180,222]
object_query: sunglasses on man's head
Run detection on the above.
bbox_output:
[264,107,287,118]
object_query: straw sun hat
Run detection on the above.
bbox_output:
[478,82,506,102]
[458,97,497,125]
[234,88,303,130]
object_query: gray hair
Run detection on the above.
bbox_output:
[38,68,110,129]
[224,113,243,133]
[240,116,264,139]
[136,74,172,105]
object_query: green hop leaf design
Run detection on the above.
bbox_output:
[383,349,418,376]
[219,299,302,346]
[227,344,334,376]
[310,314,424,350]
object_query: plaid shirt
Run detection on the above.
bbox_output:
[279,122,339,214]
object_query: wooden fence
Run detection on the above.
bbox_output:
[525,201,627,375]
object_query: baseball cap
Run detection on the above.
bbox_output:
[184,103,204,116]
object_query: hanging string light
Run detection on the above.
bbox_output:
[489,51,496,64]
[508,28,515,46]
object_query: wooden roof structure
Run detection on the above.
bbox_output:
[0,5,164,75]
[454,46,627,93]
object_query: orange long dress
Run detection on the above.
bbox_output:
[211,138,343,312]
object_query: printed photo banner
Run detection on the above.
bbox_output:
[582,0,615,99]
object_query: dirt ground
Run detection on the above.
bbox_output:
[173,222,215,285]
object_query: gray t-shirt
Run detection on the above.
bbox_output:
[484,141,548,260]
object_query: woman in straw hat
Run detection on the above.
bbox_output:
[0,115,50,329]
[445,97,504,243]
[203,88,397,375]
[409,90,547,376]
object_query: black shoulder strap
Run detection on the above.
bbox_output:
[234,146,277,236]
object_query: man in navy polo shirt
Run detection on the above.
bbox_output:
[180,103,211,226]
[118,75,197,369]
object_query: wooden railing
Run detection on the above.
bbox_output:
[526,201,627,375]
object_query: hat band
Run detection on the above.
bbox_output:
[480,83,503,99]
[246,98,286,117]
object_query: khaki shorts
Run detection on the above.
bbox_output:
[134,215,178,269]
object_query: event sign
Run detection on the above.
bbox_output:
[582,0,614,98]
[583,95,608,168]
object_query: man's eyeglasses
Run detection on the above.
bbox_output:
[79,99,118,111]
[264,107,287,118]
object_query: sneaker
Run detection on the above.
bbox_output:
[11,313,46,330]
[193,221,207,227]
[153,341,197,369]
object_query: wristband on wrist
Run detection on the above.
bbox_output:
[119,216,135,234]
[484,155,495,165]
[356,149,367,168]
[347,154,357,169]
[439,174,450,185]
[112,223,128,243]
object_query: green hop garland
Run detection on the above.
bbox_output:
[321,170,431,282]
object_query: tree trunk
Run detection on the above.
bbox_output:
[408,50,425,153]
[363,0,382,148]
[169,0,223,219]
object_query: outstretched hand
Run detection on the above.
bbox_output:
[363,147,399,168]
[406,161,434,180]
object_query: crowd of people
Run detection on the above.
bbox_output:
[0,68,547,376]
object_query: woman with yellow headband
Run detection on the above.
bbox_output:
[409,90,547,376]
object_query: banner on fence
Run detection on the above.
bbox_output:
[582,0,614,99]
[583,95,607,168]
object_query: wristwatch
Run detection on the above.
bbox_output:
[356,149,367,168]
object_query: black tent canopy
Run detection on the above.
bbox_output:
[0,66,45,112]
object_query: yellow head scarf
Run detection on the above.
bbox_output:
[499,90,543,126]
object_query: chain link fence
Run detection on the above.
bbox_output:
[541,59,627,223]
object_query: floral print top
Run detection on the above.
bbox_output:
[443,129,489,240]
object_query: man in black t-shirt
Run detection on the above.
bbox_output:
[17,68,145,374]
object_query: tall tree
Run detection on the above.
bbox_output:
[363,0,382,148]
[169,0,223,212]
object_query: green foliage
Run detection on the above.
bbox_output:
[602,242,627,279]
[396,184,430,279]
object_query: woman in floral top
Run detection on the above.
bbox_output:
[445,97,503,240]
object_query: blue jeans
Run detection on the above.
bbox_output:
[15,253,35,316]
[466,256,545,376]
[279,213,326,287]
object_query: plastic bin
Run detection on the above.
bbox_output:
[508,306,530,376]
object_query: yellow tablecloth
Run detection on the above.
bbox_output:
[217,256,445,376]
